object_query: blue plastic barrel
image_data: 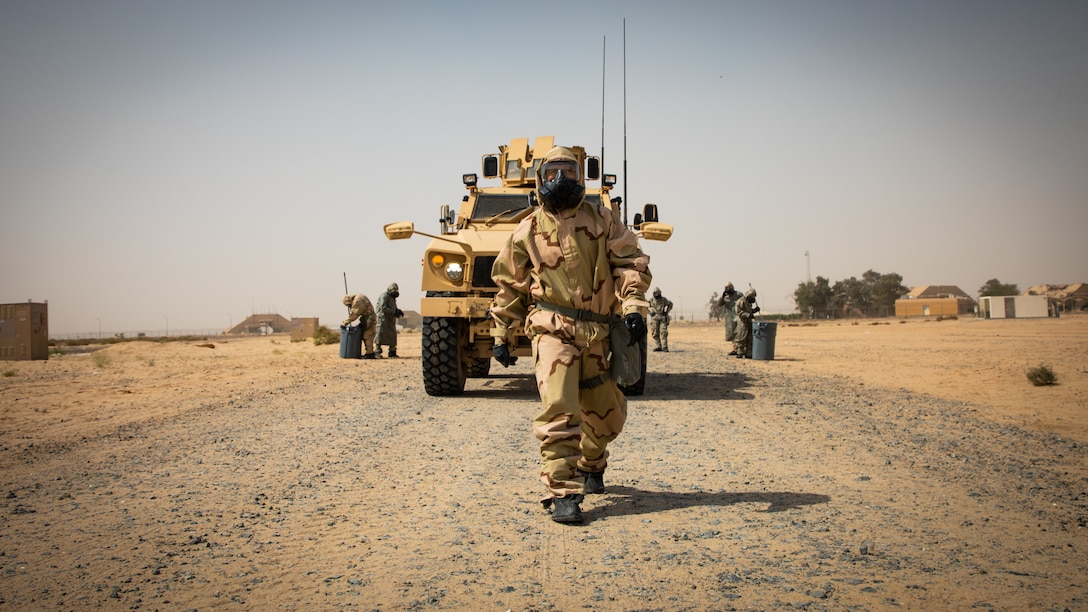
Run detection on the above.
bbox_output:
[751,321,778,360]
[340,325,363,359]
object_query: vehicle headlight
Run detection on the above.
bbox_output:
[445,261,464,281]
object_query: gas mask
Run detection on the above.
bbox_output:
[538,158,584,211]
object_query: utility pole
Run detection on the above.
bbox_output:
[805,251,811,284]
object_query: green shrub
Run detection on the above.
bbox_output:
[1026,364,1057,387]
[313,325,339,346]
[2,369,15,377]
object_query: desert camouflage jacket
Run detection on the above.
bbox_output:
[649,295,673,320]
[343,294,376,328]
[490,199,651,348]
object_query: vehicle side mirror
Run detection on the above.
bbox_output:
[639,222,673,242]
[642,203,659,223]
[482,155,498,178]
[384,221,415,240]
[632,213,643,228]
[586,157,600,181]
[439,205,450,234]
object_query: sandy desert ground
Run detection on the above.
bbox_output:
[1,315,1085,610]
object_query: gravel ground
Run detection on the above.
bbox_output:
[1,320,1085,610]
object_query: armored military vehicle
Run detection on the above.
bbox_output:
[384,136,672,396]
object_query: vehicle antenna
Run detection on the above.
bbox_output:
[600,35,606,176]
[622,18,629,225]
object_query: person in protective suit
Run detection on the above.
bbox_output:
[376,282,403,358]
[648,287,674,352]
[716,282,743,354]
[491,145,651,524]
[342,293,378,359]
[733,288,760,358]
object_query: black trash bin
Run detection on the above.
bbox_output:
[339,325,363,359]
[751,321,778,360]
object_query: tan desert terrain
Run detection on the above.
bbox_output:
[1,315,1086,610]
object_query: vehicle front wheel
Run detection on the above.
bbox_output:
[421,316,467,396]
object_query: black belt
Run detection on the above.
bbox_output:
[534,301,613,325]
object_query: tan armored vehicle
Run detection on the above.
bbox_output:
[384,136,672,396]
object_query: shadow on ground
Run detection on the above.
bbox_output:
[641,372,756,400]
[590,486,831,521]
[459,371,758,401]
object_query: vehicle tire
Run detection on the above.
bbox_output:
[466,357,492,378]
[618,336,648,396]
[421,316,466,396]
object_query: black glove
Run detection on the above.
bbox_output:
[752,306,760,314]
[394,309,404,318]
[493,343,517,367]
[624,312,647,346]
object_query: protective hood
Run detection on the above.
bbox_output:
[387,283,399,294]
[535,146,585,212]
[343,295,353,306]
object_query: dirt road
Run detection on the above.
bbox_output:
[1,317,1085,610]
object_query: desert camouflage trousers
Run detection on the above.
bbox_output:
[532,333,627,498]
[734,318,752,357]
[650,316,669,350]
[355,315,377,354]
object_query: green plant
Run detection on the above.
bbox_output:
[91,351,111,368]
[1026,365,1057,387]
[312,325,339,346]
[3,369,15,377]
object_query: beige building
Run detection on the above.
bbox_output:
[895,285,976,318]
[289,317,320,341]
[226,313,293,335]
[979,295,1050,319]
[0,300,49,361]
[1024,283,1088,314]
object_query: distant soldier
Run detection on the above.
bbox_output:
[733,288,760,358]
[648,287,674,352]
[717,282,743,355]
[342,294,378,359]
[376,283,403,358]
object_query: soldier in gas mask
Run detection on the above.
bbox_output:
[490,146,651,524]
[376,282,403,358]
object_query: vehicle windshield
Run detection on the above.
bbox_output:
[470,192,606,220]
[470,193,532,220]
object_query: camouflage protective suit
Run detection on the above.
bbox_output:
[733,289,758,358]
[376,283,401,356]
[342,294,377,355]
[648,290,673,351]
[490,146,651,501]
[717,286,743,344]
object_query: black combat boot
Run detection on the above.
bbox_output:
[547,494,584,524]
[387,349,398,358]
[580,469,606,494]
[361,352,377,360]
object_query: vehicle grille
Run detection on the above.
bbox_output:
[472,256,497,288]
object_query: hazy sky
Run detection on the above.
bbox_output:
[3,1,1085,335]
